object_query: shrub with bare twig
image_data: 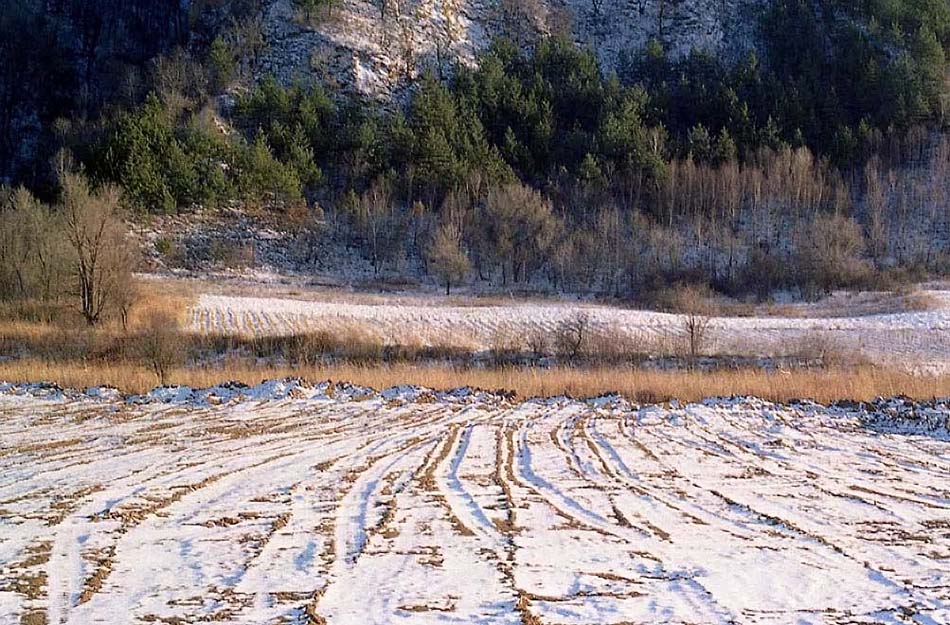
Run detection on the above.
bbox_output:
[526,328,549,358]
[489,326,525,365]
[138,309,185,385]
[662,285,718,362]
[554,313,592,361]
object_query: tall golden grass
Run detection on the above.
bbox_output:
[0,359,946,403]
[0,285,193,365]
[2,279,948,403]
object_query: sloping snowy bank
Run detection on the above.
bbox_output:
[1,380,948,624]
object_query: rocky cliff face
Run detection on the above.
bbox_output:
[256,0,765,98]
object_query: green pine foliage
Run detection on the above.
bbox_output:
[48,1,949,215]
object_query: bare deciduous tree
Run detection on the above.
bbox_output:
[349,177,401,277]
[667,285,715,363]
[426,220,470,295]
[554,312,592,361]
[60,173,136,325]
[0,186,67,302]
[485,183,560,285]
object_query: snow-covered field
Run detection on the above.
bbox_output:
[190,290,950,372]
[2,381,948,624]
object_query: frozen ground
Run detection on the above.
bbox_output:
[190,289,950,373]
[1,380,948,625]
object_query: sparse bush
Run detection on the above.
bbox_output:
[154,237,174,257]
[554,313,592,361]
[294,0,342,24]
[526,328,549,358]
[489,326,525,365]
[426,221,470,295]
[287,331,335,365]
[138,309,185,385]
[794,214,871,297]
[209,240,256,269]
[586,325,648,363]
[2,175,137,326]
[154,236,188,269]
[116,280,138,332]
[0,187,68,302]
[781,330,862,368]
[659,285,718,362]
[741,244,791,299]
[900,289,941,313]
[484,183,561,285]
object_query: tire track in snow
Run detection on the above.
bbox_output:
[3,392,949,623]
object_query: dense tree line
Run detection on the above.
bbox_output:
[0,0,265,190]
[0,171,136,324]
[1,0,948,299]
[74,6,948,209]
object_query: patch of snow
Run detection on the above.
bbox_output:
[0,387,948,623]
[189,290,950,374]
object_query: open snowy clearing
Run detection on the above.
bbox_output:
[190,290,950,373]
[1,381,948,624]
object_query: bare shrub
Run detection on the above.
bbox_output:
[341,330,385,363]
[899,289,942,313]
[659,285,718,362]
[115,280,138,332]
[682,314,711,363]
[138,310,185,385]
[249,327,386,366]
[781,330,857,368]
[741,243,790,299]
[289,330,335,365]
[794,214,871,297]
[210,240,255,269]
[489,326,525,365]
[585,324,654,363]
[554,313,592,361]
[526,328,549,358]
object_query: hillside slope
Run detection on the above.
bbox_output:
[257,0,765,97]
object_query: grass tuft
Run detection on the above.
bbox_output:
[0,360,946,404]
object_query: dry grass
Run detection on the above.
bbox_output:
[0,283,191,337]
[176,274,576,309]
[0,285,194,365]
[759,288,944,318]
[2,279,947,404]
[0,359,946,404]
[898,289,943,313]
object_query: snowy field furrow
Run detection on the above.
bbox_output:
[189,291,950,372]
[1,386,948,624]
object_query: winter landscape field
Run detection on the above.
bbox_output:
[3,1,950,623]
[1,381,948,625]
[190,287,950,374]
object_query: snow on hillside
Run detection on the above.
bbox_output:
[0,383,947,624]
[257,0,764,99]
[190,290,950,373]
